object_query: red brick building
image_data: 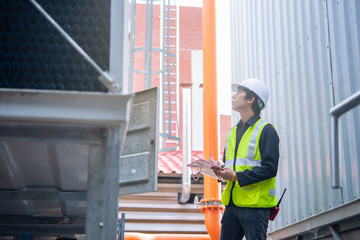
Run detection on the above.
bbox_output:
[128,1,230,157]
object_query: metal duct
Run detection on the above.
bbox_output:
[179,88,191,204]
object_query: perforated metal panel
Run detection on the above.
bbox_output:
[0,0,110,91]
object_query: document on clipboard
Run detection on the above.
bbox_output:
[187,158,224,181]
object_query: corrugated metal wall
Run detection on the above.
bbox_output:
[229,0,360,232]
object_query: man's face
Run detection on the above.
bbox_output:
[231,87,254,112]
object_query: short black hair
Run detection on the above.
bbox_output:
[240,87,262,115]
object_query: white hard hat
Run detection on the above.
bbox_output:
[231,78,269,110]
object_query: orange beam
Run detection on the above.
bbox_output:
[202,0,223,239]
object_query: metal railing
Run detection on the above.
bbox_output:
[128,0,180,152]
[330,90,360,188]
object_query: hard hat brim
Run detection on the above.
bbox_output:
[231,83,241,92]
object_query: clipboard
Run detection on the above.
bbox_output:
[187,158,224,181]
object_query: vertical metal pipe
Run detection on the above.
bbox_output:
[160,0,166,149]
[147,0,154,89]
[128,0,137,93]
[119,213,125,240]
[201,0,222,239]
[109,0,128,94]
[179,88,191,204]
[331,116,340,188]
[166,0,172,137]
[174,2,180,137]
[143,0,150,87]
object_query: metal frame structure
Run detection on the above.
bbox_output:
[128,0,180,152]
[330,90,360,188]
[0,89,134,240]
[160,0,180,151]
[0,1,158,239]
[0,88,160,239]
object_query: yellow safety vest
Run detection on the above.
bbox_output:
[221,119,277,208]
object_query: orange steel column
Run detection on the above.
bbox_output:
[201,0,224,240]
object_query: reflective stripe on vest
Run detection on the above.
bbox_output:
[224,158,262,168]
[247,119,265,160]
[221,119,277,208]
[224,119,265,168]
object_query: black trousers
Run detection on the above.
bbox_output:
[220,206,272,240]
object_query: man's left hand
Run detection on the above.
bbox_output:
[213,167,237,181]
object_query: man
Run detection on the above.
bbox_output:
[213,78,280,240]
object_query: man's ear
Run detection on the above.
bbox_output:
[247,96,255,104]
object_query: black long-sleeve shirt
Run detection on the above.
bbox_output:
[223,114,280,187]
